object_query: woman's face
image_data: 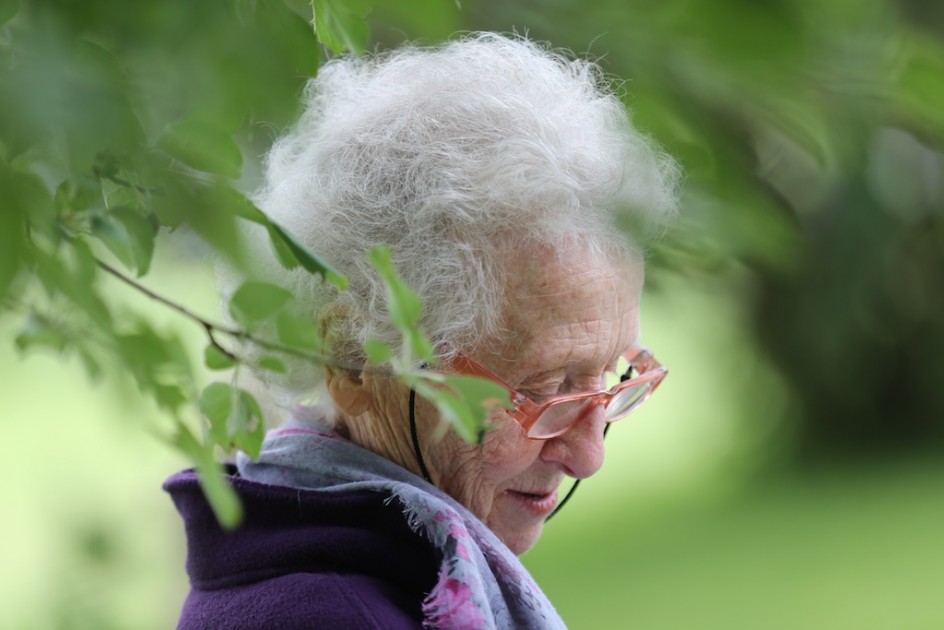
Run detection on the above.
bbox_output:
[418,245,644,554]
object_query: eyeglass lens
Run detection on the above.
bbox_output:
[529,379,654,438]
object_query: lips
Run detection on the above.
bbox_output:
[505,488,559,516]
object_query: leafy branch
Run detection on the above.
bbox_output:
[96,258,363,373]
[0,0,510,530]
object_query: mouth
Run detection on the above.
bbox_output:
[505,489,558,516]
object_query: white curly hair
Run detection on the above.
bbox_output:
[244,32,679,410]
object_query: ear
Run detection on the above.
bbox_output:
[325,367,372,417]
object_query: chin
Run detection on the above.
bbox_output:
[484,491,556,554]
[494,522,545,556]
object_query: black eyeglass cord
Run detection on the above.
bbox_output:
[409,387,434,484]
[546,423,610,521]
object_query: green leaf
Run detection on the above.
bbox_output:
[406,329,435,363]
[0,194,26,301]
[230,390,265,460]
[91,213,134,269]
[217,186,269,225]
[111,207,157,276]
[56,41,146,172]
[99,177,146,218]
[409,373,509,444]
[90,206,156,276]
[311,0,372,55]
[151,180,251,272]
[171,421,242,529]
[196,458,244,530]
[228,281,294,328]
[157,118,243,178]
[211,190,343,284]
[368,244,435,364]
[199,383,266,458]
[440,374,511,441]
[33,248,113,326]
[268,222,347,289]
[257,356,287,374]
[364,338,392,364]
[13,310,105,386]
[93,152,120,181]
[0,164,47,300]
[76,346,103,383]
[55,176,102,215]
[275,311,323,351]
[199,382,233,445]
[69,237,98,287]
[368,244,421,328]
[266,224,300,270]
[114,326,194,412]
[0,0,20,26]
[153,383,190,413]
[15,315,69,355]
[204,344,237,371]
[895,37,944,136]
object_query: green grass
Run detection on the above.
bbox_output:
[525,458,944,630]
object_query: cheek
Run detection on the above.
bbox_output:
[435,415,543,517]
[478,414,544,484]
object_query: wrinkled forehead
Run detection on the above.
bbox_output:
[499,236,643,300]
[485,241,644,367]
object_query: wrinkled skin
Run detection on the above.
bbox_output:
[329,244,644,555]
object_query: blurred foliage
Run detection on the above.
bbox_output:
[0,0,496,527]
[1,0,330,526]
[457,0,944,458]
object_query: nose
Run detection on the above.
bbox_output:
[539,403,606,479]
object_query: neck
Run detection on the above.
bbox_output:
[334,376,428,482]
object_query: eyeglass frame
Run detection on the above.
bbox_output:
[449,347,667,440]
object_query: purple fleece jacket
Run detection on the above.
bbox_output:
[164,467,440,629]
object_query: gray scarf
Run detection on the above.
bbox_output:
[236,421,567,629]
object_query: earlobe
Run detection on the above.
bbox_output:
[326,368,372,417]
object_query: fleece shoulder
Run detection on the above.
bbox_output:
[178,571,424,630]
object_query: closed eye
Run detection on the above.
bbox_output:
[521,387,562,402]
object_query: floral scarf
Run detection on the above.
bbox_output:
[236,421,566,629]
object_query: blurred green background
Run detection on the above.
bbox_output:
[2,0,943,628]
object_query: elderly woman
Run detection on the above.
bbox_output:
[165,33,678,629]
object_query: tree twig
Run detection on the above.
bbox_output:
[96,170,164,197]
[96,259,371,374]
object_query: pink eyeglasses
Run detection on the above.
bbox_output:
[450,347,667,439]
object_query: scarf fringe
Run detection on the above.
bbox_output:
[242,424,565,630]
